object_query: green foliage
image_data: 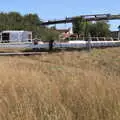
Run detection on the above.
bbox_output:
[73,17,110,37]
[0,12,59,40]
[73,17,86,37]
[118,25,120,31]
[91,21,110,37]
[50,26,56,30]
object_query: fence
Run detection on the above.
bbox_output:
[0,38,119,50]
[65,37,120,41]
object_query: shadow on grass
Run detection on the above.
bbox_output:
[21,46,120,55]
[22,48,86,53]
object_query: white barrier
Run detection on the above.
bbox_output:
[0,41,119,49]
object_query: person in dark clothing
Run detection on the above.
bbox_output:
[49,39,54,51]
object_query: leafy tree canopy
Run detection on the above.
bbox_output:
[73,17,110,37]
[0,12,59,40]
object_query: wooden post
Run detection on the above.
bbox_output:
[87,33,92,52]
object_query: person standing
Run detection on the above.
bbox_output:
[49,39,54,51]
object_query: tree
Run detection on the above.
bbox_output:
[73,17,87,37]
[50,26,56,30]
[24,14,41,26]
[8,12,23,30]
[0,12,59,40]
[95,21,110,37]
[73,17,110,38]
[118,25,120,31]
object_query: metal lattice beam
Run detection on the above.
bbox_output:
[41,14,120,25]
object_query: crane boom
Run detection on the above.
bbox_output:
[41,14,120,25]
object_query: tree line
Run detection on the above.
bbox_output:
[0,12,114,41]
[0,12,59,40]
[72,17,110,38]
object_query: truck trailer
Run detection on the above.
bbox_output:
[0,31,32,43]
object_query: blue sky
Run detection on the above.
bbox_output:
[0,0,120,30]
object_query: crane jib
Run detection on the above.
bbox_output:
[41,14,120,25]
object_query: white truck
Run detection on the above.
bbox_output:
[0,30,32,43]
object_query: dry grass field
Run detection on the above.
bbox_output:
[0,47,120,120]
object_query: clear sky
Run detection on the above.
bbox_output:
[0,0,120,30]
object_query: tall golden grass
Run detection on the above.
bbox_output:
[0,48,120,120]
